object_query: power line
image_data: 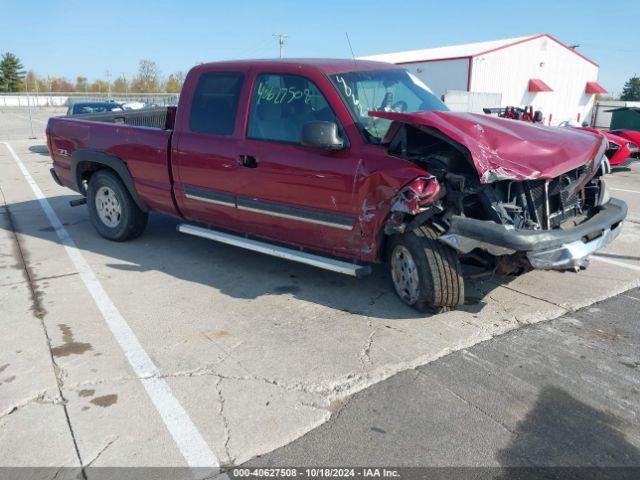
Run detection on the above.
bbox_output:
[236,35,275,59]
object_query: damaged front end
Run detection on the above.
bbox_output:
[379,112,627,273]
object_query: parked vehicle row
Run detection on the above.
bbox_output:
[47,59,627,312]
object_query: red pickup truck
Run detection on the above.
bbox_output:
[47,59,627,312]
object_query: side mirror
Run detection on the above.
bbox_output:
[301,121,345,150]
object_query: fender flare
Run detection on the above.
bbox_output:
[71,149,148,212]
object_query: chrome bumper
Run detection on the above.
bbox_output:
[439,198,628,272]
[526,222,623,270]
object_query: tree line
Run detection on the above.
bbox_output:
[0,53,184,94]
[2,51,640,101]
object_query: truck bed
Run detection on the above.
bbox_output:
[65,106,177,130]
[47,107,178,216]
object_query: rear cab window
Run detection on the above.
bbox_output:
[247,73,343,144]
[189,72,244,135]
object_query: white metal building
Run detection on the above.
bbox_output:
[360,34,607,126]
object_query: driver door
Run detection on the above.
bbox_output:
[233,71,365,260]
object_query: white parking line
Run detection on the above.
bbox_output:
[611,187,640,195]
[2,142,220,470]
[592,255,640,272]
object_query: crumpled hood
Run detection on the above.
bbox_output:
[370,110,605,183]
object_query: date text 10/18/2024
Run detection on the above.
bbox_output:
[231,468,401,478]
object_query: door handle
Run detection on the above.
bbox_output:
[238,155,258,168]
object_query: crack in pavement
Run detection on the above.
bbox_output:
[359,328,377,368]
[215,377,233,466]
[84,436,119,468]
[495,283,570,312]
[417,366,517,436]
[0,272,80,288]
[0,390,65,419]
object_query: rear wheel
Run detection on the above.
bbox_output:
[87,170,148,241]
[388,225,464,313]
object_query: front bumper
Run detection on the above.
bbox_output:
[439,198,628,271]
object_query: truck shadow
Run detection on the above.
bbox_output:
[4,195,509,320]
[28,145,50,156]
[495,386,640,477]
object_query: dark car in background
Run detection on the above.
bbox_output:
[67,101,124,116]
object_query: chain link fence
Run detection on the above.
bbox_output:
[0,92,179,108]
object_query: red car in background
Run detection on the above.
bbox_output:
[610,129,640,156]
[577,127,639,172]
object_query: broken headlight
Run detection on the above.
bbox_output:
[391,176,440,215]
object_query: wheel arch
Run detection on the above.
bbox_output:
[71,149,148,212]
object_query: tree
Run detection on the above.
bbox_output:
[49,77,74,92]
[131,59,160,93]
[0,52,25,92]
[37,77,49,93]
[24,70,39,92]
[75,76,88,92]
[112,76,128,94]
[89,79,110,93]
[620,76,640,101]
[164,72,184,93]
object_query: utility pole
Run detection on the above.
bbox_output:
[121,73,128,95]
[272,33,288,59]
[23,77,36,139]
[105,70,112,98]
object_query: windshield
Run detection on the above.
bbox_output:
[330,69,448,143]
[73,103,123,114]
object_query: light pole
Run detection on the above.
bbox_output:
[105,70,112,99]
[23,77,36,139]
[272,33,288,59]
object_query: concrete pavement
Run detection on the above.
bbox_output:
[248,289,640,468]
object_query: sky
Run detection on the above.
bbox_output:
[1,0,638,96]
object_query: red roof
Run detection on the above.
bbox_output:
[528,79,553,92]
[585,81,607,94]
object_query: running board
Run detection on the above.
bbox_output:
[177,224,372,278]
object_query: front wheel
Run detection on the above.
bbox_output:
[388,225,464,313]
[87,170,148,241]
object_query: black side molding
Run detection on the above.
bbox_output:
[70,149,148,212]
[183,183,357,231]
[49,168,63,186]
[237,196,356,230]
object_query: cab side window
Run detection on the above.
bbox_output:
[190,72,244,135]
[247,73,338,143]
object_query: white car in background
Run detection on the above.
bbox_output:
[121,101,147,110]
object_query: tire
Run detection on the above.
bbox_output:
[388,225,464,313]
[86,169,148,241]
